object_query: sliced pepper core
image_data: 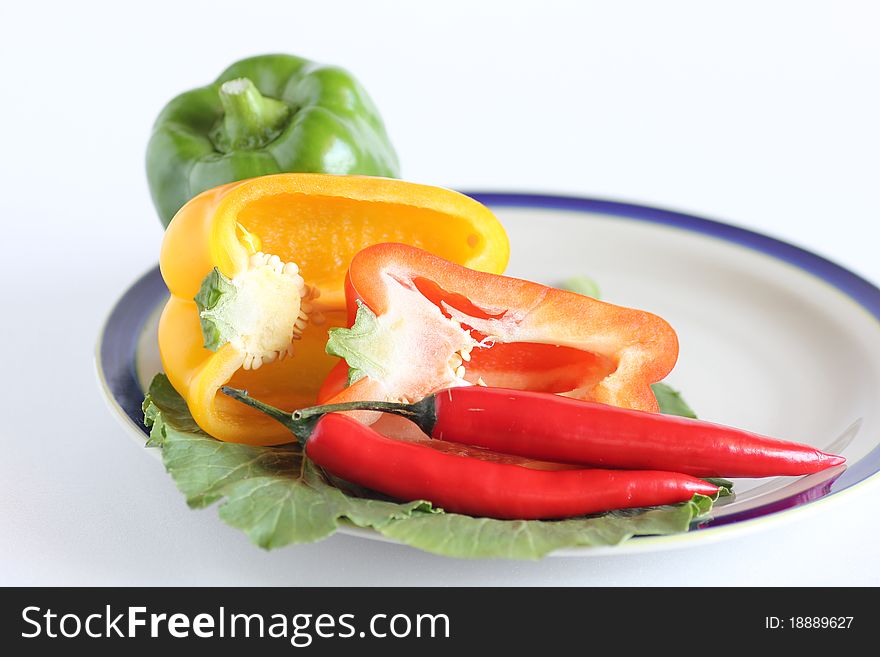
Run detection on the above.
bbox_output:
[194,251,323,371]
[327,283,618,406]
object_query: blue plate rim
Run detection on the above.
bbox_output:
[97,191,880,534]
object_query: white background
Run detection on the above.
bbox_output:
[1,0,878,585]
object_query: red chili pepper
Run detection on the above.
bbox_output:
[221,387,719,520]
[285,386,846,478]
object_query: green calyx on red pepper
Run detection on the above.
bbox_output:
[146,53,401,227]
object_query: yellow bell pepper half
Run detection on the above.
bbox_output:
[157,173,510,445]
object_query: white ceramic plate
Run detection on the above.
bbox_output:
[96,193,880,556]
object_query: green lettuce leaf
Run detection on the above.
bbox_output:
[560,275,601,299]
[143,374,726,559]
[143,375,433,546]
[381,495,716,559]
[652,381,697,419]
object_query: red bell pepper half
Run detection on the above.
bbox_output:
[320,243,679,417]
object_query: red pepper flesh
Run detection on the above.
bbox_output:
[222,387,719,520]
[322,243,680,414]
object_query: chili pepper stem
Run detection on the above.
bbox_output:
[294,396,437,436]
[221,386,438,437]
[217,78,290,151]
[220,386,311,444]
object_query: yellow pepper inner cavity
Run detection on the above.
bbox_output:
[235,193,493,306]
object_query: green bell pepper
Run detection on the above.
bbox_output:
[146,54,400,227]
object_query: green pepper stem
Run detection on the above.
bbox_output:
[217,78,290,150]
